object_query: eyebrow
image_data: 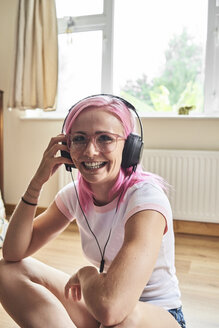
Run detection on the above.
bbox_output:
[73,131,86,135]
[73,130,112,135]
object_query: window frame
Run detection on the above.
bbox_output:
[204,0,219,115]
[56,0,219,116]
[23,0,219,118]
[57,0,114,94]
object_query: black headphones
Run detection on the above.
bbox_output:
[61,94,144,172]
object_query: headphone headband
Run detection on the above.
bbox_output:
[62,94,143,141]
[100,94,143,141]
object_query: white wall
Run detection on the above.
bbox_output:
[4,111,62,207]
[1,0,219,207]
[0,0,61,207]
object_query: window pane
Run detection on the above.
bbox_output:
[113,0,208,115]
[56,31,102,112]
[55,0,103,18]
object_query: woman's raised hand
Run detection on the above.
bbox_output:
[34,134,73,185]
[25,134,73,200]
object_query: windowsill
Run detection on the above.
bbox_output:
[19,111,219,121]
[140,114,219,119]
[19,111,66,121]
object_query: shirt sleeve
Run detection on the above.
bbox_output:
[55,183,76,222]
[123,182,172,234]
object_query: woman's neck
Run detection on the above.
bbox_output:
[91,180,119,206]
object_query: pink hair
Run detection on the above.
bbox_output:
[63,95,166,212]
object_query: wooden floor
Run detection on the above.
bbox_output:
[0,227,219,328]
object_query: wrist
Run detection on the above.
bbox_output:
[21,197,38,206]
[24,179,43,203]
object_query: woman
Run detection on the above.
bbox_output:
[0,94,186,327]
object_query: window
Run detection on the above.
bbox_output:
[113,0,208,116]
[55,0,113,114]
[56,31,103,111]
[55,0,218,116]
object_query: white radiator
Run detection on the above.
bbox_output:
[142,149,219,223]
[58,150,219,223]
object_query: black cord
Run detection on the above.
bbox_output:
[70,171,113,273]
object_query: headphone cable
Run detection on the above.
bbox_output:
[70,170,115,273]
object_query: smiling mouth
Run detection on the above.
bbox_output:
[82,161,107,170]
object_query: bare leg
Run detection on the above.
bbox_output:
[100,302,181,328]
[0,258,100,328]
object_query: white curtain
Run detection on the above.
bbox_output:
[8,0,58,111]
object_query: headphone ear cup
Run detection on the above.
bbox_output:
[61,141,76,171]
[121,134,143,169]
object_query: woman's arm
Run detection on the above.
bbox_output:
[3,201,71,261]
[2,134,73,261]
[66,209,166,326]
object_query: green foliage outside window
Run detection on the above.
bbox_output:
[122,28,204,114]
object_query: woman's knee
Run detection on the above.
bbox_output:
[0,258,32,290]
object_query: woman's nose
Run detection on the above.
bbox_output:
[83,139,99,156]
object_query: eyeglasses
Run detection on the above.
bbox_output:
[67,132,126,153]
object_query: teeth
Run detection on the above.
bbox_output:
[84,162,105,169]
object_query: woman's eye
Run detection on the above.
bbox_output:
[98,134,114,143]
[72,135,86,143]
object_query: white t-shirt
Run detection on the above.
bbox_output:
[55,180,181,310]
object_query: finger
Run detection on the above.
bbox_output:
[65,280,73,299]
[65,284,70,299]
[71,286,77,301]
[38,155,71,178]
[49,134,66,145]
[53,156,73,167]
[45,134,67,153]
[45,143,69,158]
[72,285,81,302]
[77,285,81,301]
[51,160,72,176]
